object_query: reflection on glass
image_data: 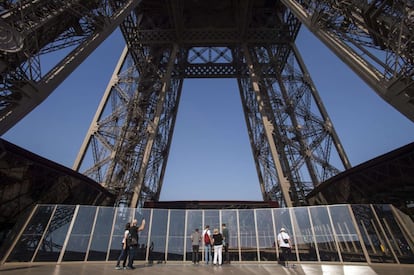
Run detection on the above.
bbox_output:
[34,205,76,262]
[88,206,115,261]
[186,210,202,262]
[239,210,257,261]
[63,206,96,261]
[150,209,168,263]
[167,210,185,261]
[352,205,396,263]
[7,205,54,262]
[329,205,366,262]
[221,210,239,262]
[292,207,317,261]
[256,209,276,261]
[309,206,339,262]
[374,205,414,264]
[374,204,408,263]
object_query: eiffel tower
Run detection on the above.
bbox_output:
[0,1,412,209]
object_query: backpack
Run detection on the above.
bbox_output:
[127,226,139,246]
[204,232,210,244]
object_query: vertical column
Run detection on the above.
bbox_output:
[242,44,293,207]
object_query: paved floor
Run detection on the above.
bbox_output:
[0,262,413,275]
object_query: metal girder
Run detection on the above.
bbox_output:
[69,0,350,208]
[73,44,182,208]
[281,0,414,122]
[0,0,141,135]
[1,0,362,208]
[237,41,350,207]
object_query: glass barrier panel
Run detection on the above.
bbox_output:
[6,205,54,262]
[87,206,115,261]
[309,206,340,262]
[256,209,276,261]
[185,210,202,262]
[239,209,257,261]
[149,209,168,263]
[329,205,366,262]
[351,205,396,263]
[204,210,220,231]
[167,210,185,261]
[62,205,96,261]
[0,205,33,263]
[273,208,297,262]
[392,207,414,264]
[108,207,134,260]
[373,204,414,264]
[34,205,76,262]
[291,207,318,261]
[221,210,239,262]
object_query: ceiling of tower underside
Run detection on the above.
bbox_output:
[307,142,414,216]
[120,0,300,78]
[126,0,299,46]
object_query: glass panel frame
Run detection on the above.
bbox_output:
[256,209,276,261]
[239,209,257,261]
[352,204,397,263]
[149,209,168,263]
[309,206,340,262]
[34,205,76,262]
[329,205,366,263]
[6,205,55,262]
[62,205,97,261]
[221,210,239,262]
[291,206,318,261]
[167,210,185,261]
[87,206,115,261]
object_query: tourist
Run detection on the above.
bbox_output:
[115,222,130,270]
[202,225,212,264]
[212,228,223,266]
[190,228,201,263]
[277,227,292,267]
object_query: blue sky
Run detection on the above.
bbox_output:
[3,27,414,201]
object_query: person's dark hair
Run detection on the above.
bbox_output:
[195,228,199,232]
[125,222,131,230]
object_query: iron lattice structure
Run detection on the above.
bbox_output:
[0,1,412,208]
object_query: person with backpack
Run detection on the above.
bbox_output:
[126,218,145,269]
[115,222,130,270]
[277,227,292,267]
[202,225,212,264]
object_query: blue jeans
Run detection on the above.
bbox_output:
[128,245,137,267]
[116,244,129,267]
[204,244,211,263]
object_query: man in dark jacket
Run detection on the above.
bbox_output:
[127,218,145,269]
